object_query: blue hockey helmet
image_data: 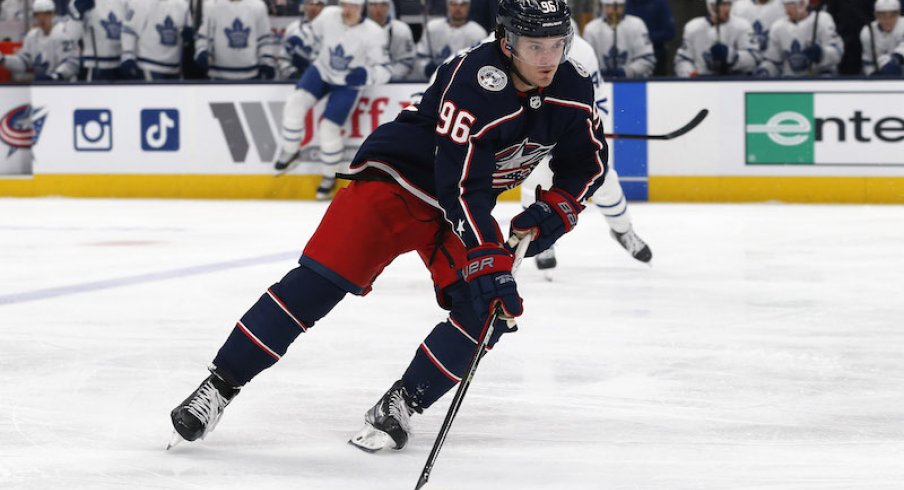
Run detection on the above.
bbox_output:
[496,0,574,65]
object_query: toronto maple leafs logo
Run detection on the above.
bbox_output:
[329,44,354,71]
[287,36,313,58]
[603,46,628,71]
[225,18,251,49]
[100,12,122,40]
[786,39,808,73]
[33,53,50,77]
[0,105,48,155]
[752,20,769,52]
[157,16,179,46]
[492,138,556,190]
[434,45,452,63]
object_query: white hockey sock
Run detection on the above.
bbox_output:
[280,89,316,154]
[318,119,344,166]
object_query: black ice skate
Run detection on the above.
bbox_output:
[611,226,653,263]
[349,380,422,452]
[315,175,337,201]
[274,148,300,172]
[167,372,240,450]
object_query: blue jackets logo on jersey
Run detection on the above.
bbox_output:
[493,138,556,190]
[157,16,179,47]
[225,18,251,49]
[101,12,123,41]
[329,45,354,71]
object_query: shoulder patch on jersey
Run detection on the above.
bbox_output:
[477,65,508,92]
[569,59,590,78]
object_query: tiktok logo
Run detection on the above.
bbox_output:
[141,109,180,151]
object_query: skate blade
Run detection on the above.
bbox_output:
[166,431,185,451]
[348,423,392,453]
[542,270,554,282]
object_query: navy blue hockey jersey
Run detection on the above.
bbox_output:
[348,41,608,250]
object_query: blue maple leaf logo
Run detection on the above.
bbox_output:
[329,44,354,71]
[436,45,452,62]
[33,53,50,76]
[157,16,179,46]
[786,39,808,72]
[100,12,122,40]
[752,21,768,52]
[225,18,251,49]
[287,36,313,57]
[603,46,628,71]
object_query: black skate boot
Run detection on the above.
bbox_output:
[315,175,337,201]
[349,380,422,452]
[167,371,240,449]
[535,246,557,270]
[274,148,300,172]
[611,226,653,263]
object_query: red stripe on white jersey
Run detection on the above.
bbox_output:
[266,288,308,332]
[236,321,281,360]
[419,343,462,382]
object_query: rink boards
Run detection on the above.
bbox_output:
[1,79,903,203]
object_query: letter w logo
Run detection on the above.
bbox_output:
[210,101,311,163]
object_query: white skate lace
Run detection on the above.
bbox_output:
[186,382,226,429]
[388,390,412,433]
[618,229,647,254]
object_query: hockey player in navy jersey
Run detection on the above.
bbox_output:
[169,0,606,453]
[120,0,193,80]
[272,0,391,200]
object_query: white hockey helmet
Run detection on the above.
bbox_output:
[875,0,901,12]
[707,0,733,9]
[32,0,55,13]
[339,0,365,5]
[600,0,626,5]
[781,0,806,5]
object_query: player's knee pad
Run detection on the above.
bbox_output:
[318,119,344,165]
[282,89,317,137]
[212,265,347,386]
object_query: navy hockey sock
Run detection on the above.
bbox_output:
[213,265,347,386]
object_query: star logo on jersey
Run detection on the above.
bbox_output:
[786,39,808,73]
[456,219,466,237]
[329,44,354,71]
[492,138,556,190]
[752,20,769,52]
[603,46,628,71]
[157,15,179,46]
[101,12,123,41]
[225,18,251,49]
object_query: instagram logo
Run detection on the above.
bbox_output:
[73,109,113,151]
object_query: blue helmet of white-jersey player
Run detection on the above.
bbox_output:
[496,0,574,65]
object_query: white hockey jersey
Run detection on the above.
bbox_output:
[860,20,904,75]
[67,0,128,69]
[414,18,486,80]
[582,14,655,78]
[297,6,391,86]
[382,18,415,81]
[2,23,79,79]
[196,0,276,80]
[675,16,759,77]
[731,0,785,54]
[0,0,25,21]
[759,11,844,77]
[122,0,192,75]
[278,18,307,78]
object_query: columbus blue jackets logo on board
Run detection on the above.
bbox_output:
[157,16,179,46]
[477,66,507,92]
[492,137,556,190]
[101,12,123,40]
[329,45,354,71]
[225,18,251,49]
[1,105,48,155]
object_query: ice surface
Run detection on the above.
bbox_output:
[1,198,903,489]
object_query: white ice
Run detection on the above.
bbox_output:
[1,198,903,490]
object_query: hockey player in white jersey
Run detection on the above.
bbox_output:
[413,0,487,80]
[0,0,26,21]
[675,0,760,77]
[755,0,844,77]
[272,0,390,200]
[582,0,655,79]
[520,28,652,270]
[860,0,904,76]
[0,0,78,81]
[120,0,192,80]
[366,0,415,81]
[278,0,325,80]
[731,0,785,56]
[194,0,276,80]
[67,0,127,80]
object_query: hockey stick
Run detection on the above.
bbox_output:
[808,0,822,76]
[868,22,879,75]
[415,234,532,490]
[604,108,709,140]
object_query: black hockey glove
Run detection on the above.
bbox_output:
[462,244,523,323]
[510,187,582,257]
